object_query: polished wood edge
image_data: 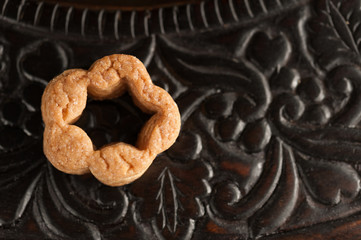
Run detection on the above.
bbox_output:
[261,215,361,240]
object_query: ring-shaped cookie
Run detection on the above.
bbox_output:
[41,54,181,186]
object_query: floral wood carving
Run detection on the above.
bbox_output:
[1,0,361,239]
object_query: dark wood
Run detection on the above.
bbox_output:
[261,214,361,240]
[1,0,361,239]
[32,0,203,10]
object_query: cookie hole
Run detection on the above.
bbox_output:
[74,93,151,149]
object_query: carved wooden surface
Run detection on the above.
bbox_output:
[1,0,361,239]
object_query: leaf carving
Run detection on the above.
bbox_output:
[209,138,283,220]
[327,1,359,54]
[46,164,129,226]
[32,174,102,240]
[0,144,43,226]
[156,168,181,232]
[309,0,361,69]
[245,31,291,71]
[250,144,299,237]
[158,35,271,122]
[297,154,360,205]
[130,156,212,239]
[0,172,42,226]
[269,93,361,163]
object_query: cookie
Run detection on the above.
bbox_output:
[41,54,181,186]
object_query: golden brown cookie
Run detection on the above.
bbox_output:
[41,54,181,186]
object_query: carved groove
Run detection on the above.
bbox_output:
[0,0,304,39]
